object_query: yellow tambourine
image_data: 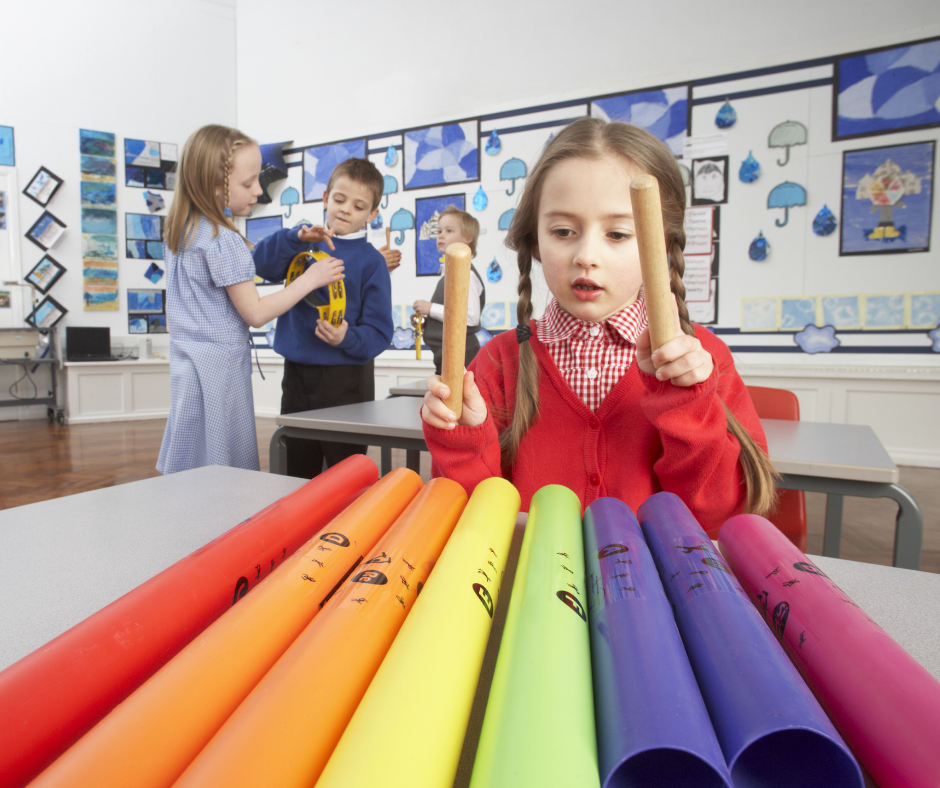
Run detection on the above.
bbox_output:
[286,251,346,327]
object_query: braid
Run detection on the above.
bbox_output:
[223,143,234,213]
[667,237,695,338]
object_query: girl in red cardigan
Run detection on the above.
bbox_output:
[421,118,775,536]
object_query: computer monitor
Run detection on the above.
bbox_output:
[66,326,111,361]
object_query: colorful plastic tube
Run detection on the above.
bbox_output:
[469,485,598,787]
[316,477,520,788]
[173,478,466,788]
[719,513,940,788]
[583,497,731,788]
[26,467,422,788]
[0,455,376,788]
[638,493,862,788]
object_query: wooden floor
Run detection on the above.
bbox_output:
[0,417,936,574]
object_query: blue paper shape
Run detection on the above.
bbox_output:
[385,145,398,167]
[145,263,164,284]
[303,139,367,202]
[590,86,689,156]
[795,324,840,353]
[769,120,807,166]
[481,302,507,329]
[143,191,165,212]
[391,326,415,349]
[929,327,940,352]
[865,295,905,328]
[498,208,515,231]
[748,231,770,261]
[500,157,527,195]
[715,100,737,128]
[390,207,414,245]
[739,151,761,183]
[911,293,940,327]
[822,295,860,327]
[381,175,398,209]
[768,182,807,227]
[280,186,300,218]
[485,129,501,155]
[371,213,383,230]
[813,205,838,236]
[781,298,817,330]
[486,259,502,282]
[404,121,479,189]
[473,186,488,211]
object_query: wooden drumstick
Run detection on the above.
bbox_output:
[630,174,675,367]
[385,226,391,249]
[441,242,472,419]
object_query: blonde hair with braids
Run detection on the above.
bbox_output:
[505,116,777,515]
[164,124,256,255]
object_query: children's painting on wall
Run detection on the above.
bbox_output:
[302,139,367,202]
[81,182,117,209]
[403,120,479,191]
[840,141,935,256]
[691,156,729,206]
[0,125,14,166]
[834,36,940,140]
[414,193,466,276]
[590,84,689,156]
[125,139,178,190]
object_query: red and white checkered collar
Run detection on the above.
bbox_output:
[536,293,648,345]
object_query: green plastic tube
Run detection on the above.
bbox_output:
[469,484,600,788]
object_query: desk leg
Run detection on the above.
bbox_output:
[888,483,924,571]
[269,427,288,476]
[406,450,420,474]
[380,447,392,477]
[822,494,844,558]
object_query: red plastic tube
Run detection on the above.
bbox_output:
[719,514,940,788]
[0,455,377,788]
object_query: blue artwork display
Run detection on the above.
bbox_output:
[125,139,161,167]
[741,298,778,331]
[473,186,488,211]
[500,158,527,195]
[498,208,515,231]
[590,85,689,156]
[79,129,115,158]
[390,207,415,246]
[794,325,839,354]
[0,125,15,166]
[302,138,367,202]
[80,155,116,183]
[415,193,465,276]
[481,302,507,329]
[82,234,118,261]
[929,327,940,352]
[370,213,383,230]
[487,259,502,282]
[822,295,861,328]
[780,298,817,330]
[124,139,177,190]
[911,293,940,328]
[246,215,283,246]
[840,140,934,256]
[145,263,164,284]
[768,121,807,166]
[280,186,299,218]
[126,213,163,241]
[127,289,165,314]
[813,205,838,236]
[129,317,148,334]
[834,37,940,140]
[715,100,737,128]
[81,208,118,235]
[864,295,905,328]
[767,181,806,227]
[126,241,164,260]
[148,315,167,333]
[143,190,165,212]
[403,120,479,190]
[385,145,398,167]
[739,152,761,183]
[485,130,501,155]
[382,175,398,208]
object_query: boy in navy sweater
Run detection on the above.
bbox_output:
[254,158,393,477]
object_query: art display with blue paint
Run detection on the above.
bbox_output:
[415,193,465,276]
[126,241,163,260]
[864,294,905,328]
[124,138,177,190]
[794,324,840,353]
[126,139,161,168]
[813,205,838,236]
[246,215,283,246]
[739,151,761,183]
[81,208,117,235]
[403,120,479,190]
[840,140,934,256]
[280,186,299,218]
[80,155,116,183]
[911,293,940,327]
[768,181,806,227]
[481,302,507,329]
[715,100,737,128]
[487,259,502,282]
[822,295,861,328]
[768,120,807,166]
[145,263,165,284]
[485,129,501,155]
[590,85,689,156]
[83,287,118,311]
[370,213,383,230]
[143,190,165,213]
[390,206,415,246]
[741,297,778,331]
[82,264,118,285]
[929,326,940,353]
[834,37,940,140]
[385,145,398,167]
[500,157,527,195]
[0,125,15,166]
[126,213,163,241]
[473,186,488,211]
[79,129,115,158]
[391,326,415,350]
[149,314,167,333]
[498,208,515,231]
[126,167,146,188]
[302,138,367,202]
[381,175,398,208]
[257,141,290,204]
[780,298,817,330]
[127,289,165,314]
[129,316,148,334]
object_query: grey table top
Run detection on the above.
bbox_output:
[0,466,307,671]
[388,380,428,396]
[277,401,900,486]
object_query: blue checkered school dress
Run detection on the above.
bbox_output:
[157,217,260,473]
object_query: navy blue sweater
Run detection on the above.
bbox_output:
[253,228,393,365]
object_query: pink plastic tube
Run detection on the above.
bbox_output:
[719,514,940,788]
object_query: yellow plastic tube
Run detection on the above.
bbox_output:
[28,469,423,788]
[316,477,520,788]
[172,478,467,788]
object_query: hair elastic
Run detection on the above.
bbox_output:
[515,324,532,344]
[224,207,232,218]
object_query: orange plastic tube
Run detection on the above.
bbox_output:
[172,478,467,788]
[27,468,423,788]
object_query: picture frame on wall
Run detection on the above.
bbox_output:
[25,255,66,294]
[302,138,368,203]
[22,166,64,207]
[403,119,480,191]
[414,193,466,276]
[589,82,691,156]
[25,211,67,251]
[690,156,729,206]
[127,288,165,315]
[833,35,940,141]
[25,294,67,329]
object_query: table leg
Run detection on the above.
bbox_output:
[406,450,420,474]
[822,494,844,558]
[268,427,289,475]
[381,447,392,476]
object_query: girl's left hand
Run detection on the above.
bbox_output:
[316,319,348,346]
[636,295,714,386]
[298,224,335,251]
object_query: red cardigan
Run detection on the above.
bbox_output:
[423,322,767,537]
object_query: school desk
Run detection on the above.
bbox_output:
[269,400,924,570]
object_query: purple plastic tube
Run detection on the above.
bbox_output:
[583,498,731,788]
[637,492,863,788]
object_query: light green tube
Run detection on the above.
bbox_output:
[469,484,600,787]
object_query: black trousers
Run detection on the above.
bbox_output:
[280,359,375,479]
[428,333,481,376]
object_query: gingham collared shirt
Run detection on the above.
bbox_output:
[535,295,649,411]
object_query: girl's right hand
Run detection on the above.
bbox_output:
[422,370,487,429]
[300,256,344,292]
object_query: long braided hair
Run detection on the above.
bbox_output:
[165,124,255,254]
[505,117,777,515]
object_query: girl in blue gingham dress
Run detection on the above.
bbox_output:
[157,125,342,473]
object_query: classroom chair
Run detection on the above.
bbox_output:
[746,385,807,552]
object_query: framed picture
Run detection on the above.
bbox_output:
[128,316,149,334]
[125,138,178,190]
[590,83,690,156]
[403,119,480,191]
[126,212,163,241]
[148,314,167,333]
[25,255,66,294]
[26,294,67,328]
[23,167,64,207]
[839,140,935,256]
[79,129,116,158]
[25,211,67,251]
[126,240,164,260]
[127,288,165,314]
[691,156,729,206]
[0,125,14,167]
[302,138,368,202]
[833,36,940,141]
[81,207,118,235]
[246,215,284,245]
[414,193,466,276]
[81,181,117,209]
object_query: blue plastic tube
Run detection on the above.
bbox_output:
[637,492,863,788]
[583,498,731,788]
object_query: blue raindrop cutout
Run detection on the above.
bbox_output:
[485,130,501,155]
[384,145,398,167]
[486,259,502,282]
[739,151,761,183]
[370,213,383,230]
[715,100,737,129]
[749,231,770,261]
[473,186,488,211]
[812,205,837,236]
